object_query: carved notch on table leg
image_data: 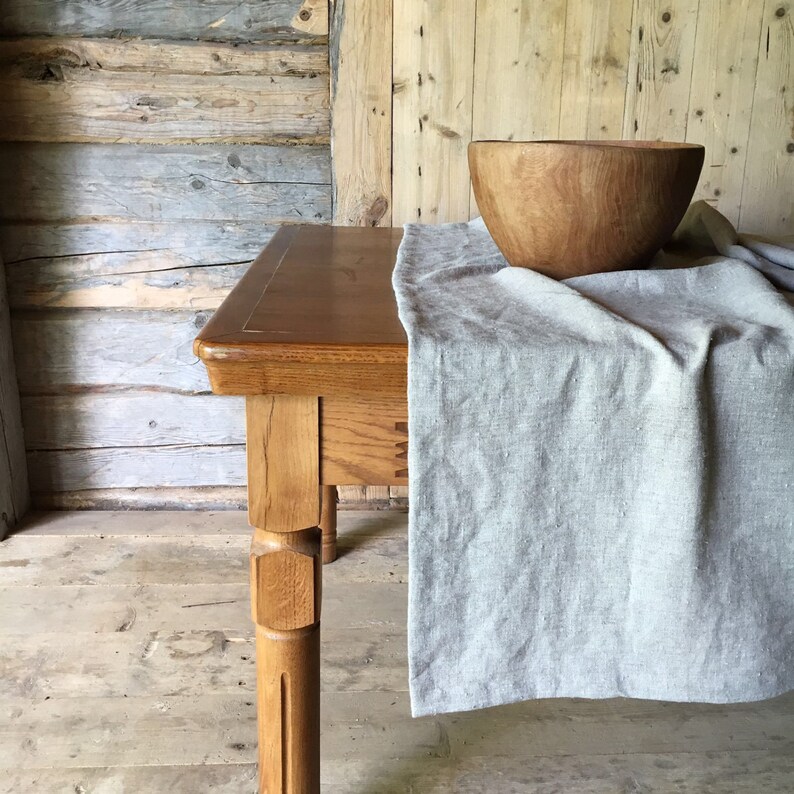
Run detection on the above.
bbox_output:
[250,528,321,629]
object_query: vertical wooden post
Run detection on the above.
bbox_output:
[320,485,338,563]
[246,395,321,794]
[0,254,29,538]
[330,0,395,510]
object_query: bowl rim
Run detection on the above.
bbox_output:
[469,139,704,150]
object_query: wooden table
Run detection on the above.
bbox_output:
[195,224,407,793]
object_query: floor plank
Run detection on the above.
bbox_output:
[0,510,792,792]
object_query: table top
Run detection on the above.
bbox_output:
[195,224,408,396]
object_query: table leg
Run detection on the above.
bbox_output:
[246,395,322,794]
[320,485,338,564]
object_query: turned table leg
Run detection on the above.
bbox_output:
[320,485,338,564]
[246,395,322,794]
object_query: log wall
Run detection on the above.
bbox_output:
[2,0,791,510]
[0,0,331,509]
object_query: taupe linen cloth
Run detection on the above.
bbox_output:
[393,203,794,717]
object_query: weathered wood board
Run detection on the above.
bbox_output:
[0,511,792,790]
[22,393,244,449]
[739,0,794,235]
[0,582,408,635]
[472,0,566,142]
[391,0,792,235]
[0,628,408,699]
[27,445,247,492]
[330,0,392,227]
[3,752,794,794]
[558,0,634,140]
[0,255,29,534]
[392,0,477,225]
[622,0,701,142]
[12,309,214,394]
[685,0,765,220]
[0,42,330,144]
[0,144,331,223]
[0,38,329,76]
[0,532,407,587]
[0,0,323,43]
[11,507,408,537]
[1,220,275,310]
[33,486,249,511]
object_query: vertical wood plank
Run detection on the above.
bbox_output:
[392,0,477,225]
[739,1,794,235]
[330,0,393,506]
[623,0,701,141]
[685,0,765,224]
[471,0,567,217]
[558,0,635,139]
[330,0,392,227]
[472,0,567,142]
[0,253,29,536]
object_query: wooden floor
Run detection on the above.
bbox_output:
[0,511,792,793]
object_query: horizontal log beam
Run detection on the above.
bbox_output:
[0,38,328,76]
[22,393,244,449]
[0,39,330,144]
[0,0,324,43]
[0,143,332,223]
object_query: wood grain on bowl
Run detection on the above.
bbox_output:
[468,140,705,279]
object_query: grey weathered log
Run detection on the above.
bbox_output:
[0,221,278,311]
[1,220,274,263]
[0,38,329,76]
[0,66,330,143]
[0,47,329,143]
[7,258,253,311]
[0,254,29,536]
[22,393,245,448]
[12,309,215,394]
[32,486,249,511]
[0,144,331,223]
[27,444,247,491]
[0,1,323,43]
[1,219,277,309]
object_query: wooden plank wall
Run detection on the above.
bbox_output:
[0,0,332,509]
[2,0,790,511]
[391,0,793,234]
[0,253,29,535]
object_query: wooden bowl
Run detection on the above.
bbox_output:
[468,140,705,279]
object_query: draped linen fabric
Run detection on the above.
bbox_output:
[393,204,794,717]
